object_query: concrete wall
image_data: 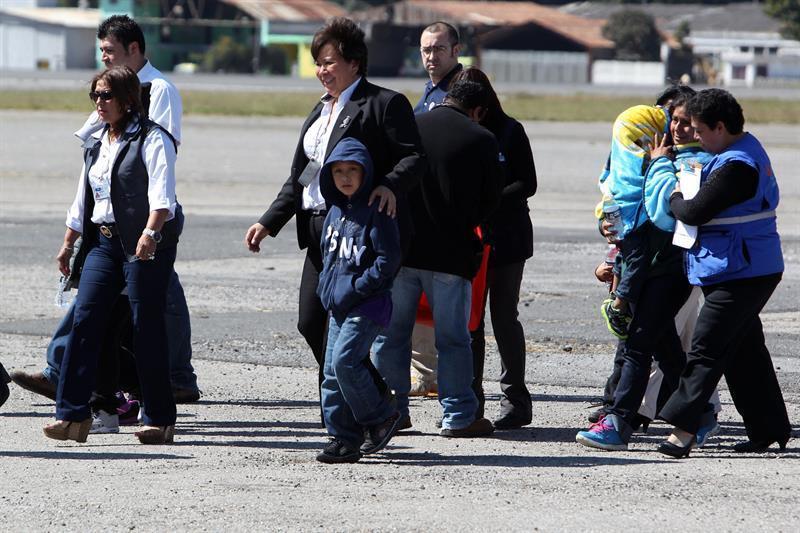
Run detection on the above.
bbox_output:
[591,60,665,86]
[481,50,589,84]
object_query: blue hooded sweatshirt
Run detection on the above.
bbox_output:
[316,138,401,325]
[643,144,712,232]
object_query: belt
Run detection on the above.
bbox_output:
[97,223,119,238]
[308,209,327,217]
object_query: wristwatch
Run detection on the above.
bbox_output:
[142,228,162,243]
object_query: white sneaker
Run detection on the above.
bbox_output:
[90,410,120,434]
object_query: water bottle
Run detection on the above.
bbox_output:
[54,276,73,309]
[602,197,623,239]
[604,245,620,290]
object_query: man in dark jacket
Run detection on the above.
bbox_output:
[373,80,503,437]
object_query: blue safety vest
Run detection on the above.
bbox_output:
[685,133,783,286]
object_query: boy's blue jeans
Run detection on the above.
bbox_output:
[43,271,197,392]
[321,314,394,447]
[372,267,478,430]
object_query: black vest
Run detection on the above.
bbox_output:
[81,117,180,257]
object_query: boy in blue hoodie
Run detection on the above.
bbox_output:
[315,138,403,464]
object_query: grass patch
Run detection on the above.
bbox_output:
[1,89,797,124]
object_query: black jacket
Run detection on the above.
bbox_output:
[404,105,503,280]
[483,116,537,267]
[258,79,425,251]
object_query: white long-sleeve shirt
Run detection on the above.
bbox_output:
[66,119,177,232]
[301,77,362,211]
[74,60,183,143]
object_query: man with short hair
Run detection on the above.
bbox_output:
[75,14,182,143]
[414,21,462,114]
[11,15,198,412]
[373,80,502,437]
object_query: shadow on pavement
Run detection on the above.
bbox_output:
[182,419,322,429]
[195,399,318,409]
[530,393,604,404]
[367,451,670,467]
[173,439,326,450]
[0,450,191,460]
[0,411,53,418]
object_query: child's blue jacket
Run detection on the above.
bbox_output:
[643,144,713,232]
[316,138,401,322]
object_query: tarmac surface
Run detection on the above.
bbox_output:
[0,110,799,531]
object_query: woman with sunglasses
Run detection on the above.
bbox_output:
[43,65,179,444]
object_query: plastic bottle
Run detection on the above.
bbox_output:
[602,197,623,239]
[54,276,73,309]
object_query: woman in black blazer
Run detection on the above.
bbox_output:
[244,18,425,395]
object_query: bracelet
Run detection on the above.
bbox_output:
[62,245,74,250]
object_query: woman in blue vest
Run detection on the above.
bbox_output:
[43,66,179,445]
[657,89,791,457]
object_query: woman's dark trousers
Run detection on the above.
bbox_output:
[56,231,176,427]
[471,261,532,422]
[660,273,790,440]
[606,272,692,440]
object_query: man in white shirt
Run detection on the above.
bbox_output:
[75,15,182,144]
[11,15,198,411]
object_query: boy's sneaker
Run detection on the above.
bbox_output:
[361,412,402,455]
[316,439,361,464]
[90,410,120,434]
[576,415,628,451]
[696,419,721,447]
[117,398,141,426]
[600,300,632,340]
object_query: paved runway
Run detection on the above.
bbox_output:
[1,110,799,531]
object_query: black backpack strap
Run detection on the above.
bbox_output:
[140,82,152,120]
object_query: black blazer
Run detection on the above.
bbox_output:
[258,79,426,250]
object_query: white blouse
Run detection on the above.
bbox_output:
[301,77,362,211]
[66,119,177,233]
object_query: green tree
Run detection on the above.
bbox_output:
[765,0,800,40]
[602,9,662,61]
[200,36,253,73]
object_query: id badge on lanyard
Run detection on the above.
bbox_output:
[298,160,321,187]
[89,174,111,201]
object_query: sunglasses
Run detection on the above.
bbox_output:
[89,90,114,102]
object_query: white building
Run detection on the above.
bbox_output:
[562,2,800,87]
[0,7,99,70]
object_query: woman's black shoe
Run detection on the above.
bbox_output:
[657,436,696,458]
[631,414,651,434]
[733,438,789,453]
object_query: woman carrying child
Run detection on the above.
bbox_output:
[657,89,791,457]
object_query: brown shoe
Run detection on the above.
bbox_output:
[172,387,200,404]
[43,419,91,443]
[10,371,56,401]
[440,417,495,438]
[135,425,175,444]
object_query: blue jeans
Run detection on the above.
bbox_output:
[164,272,197,390]
[321,314,394,447]
[56,232,177,426]
[43,271,197,392]
[372,267,477,430]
